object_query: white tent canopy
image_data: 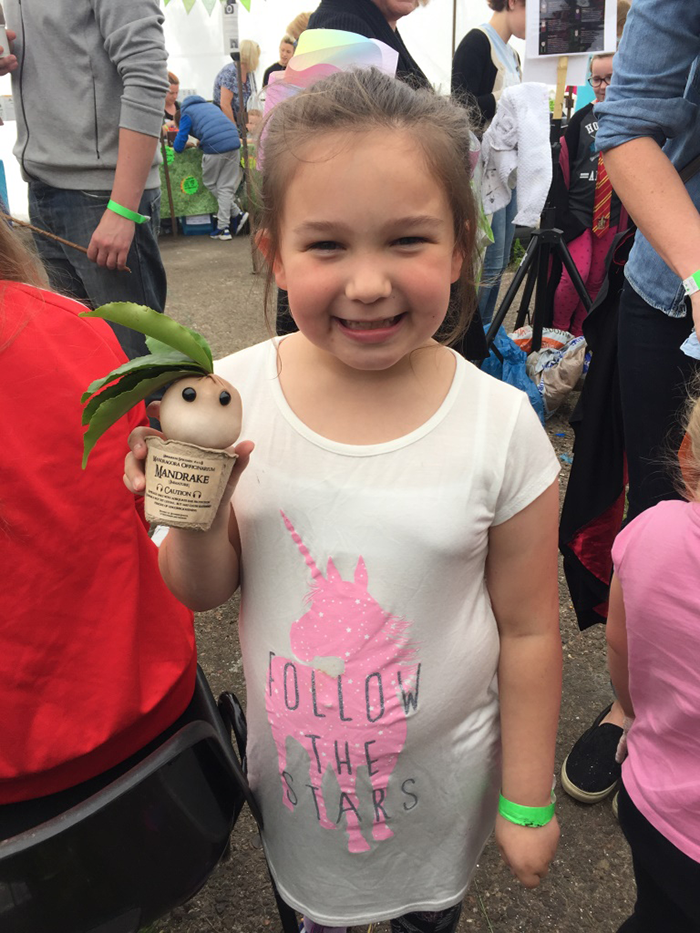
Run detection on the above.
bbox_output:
[0,0,520,218]
[165,0,502,98]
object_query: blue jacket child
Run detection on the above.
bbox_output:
[173,95,240,154]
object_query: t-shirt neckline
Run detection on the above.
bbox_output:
[266,338,466,457]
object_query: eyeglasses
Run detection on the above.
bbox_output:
[588,75,613,88]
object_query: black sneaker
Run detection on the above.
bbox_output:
[561,704,622,803]
[231,211,250,236]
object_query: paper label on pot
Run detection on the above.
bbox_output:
[144,437,236,531]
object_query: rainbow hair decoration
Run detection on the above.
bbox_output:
[263,29,400,116]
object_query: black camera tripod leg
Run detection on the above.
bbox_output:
[484,232,539,350]
[556,236,593,314]
[528,232,555,352]
[515,247,539,328]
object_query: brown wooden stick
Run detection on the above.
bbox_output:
[160,133,178,237]
[234,58,259,274]
[0,210,132,273]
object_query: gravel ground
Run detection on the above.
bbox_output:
[150,233,634,933]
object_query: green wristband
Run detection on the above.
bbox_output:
[498,792,556,828]
[107,199,150,224]
[682,270,700,297]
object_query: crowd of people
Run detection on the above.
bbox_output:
[1,1,699,932]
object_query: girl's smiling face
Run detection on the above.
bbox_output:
[272,129,464,374]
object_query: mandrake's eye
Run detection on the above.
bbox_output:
[219,391,232,406]
[182,387,197,402]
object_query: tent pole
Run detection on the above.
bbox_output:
[452,0,457,58]
[160,133,178,237]
[234,53,260,273]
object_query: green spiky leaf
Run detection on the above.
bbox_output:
[145,334,187,357]
[82,364,204,426]
[82,369,197,468]
[81,303,213,372]
[81,352,201,403]
[80,304,218,468]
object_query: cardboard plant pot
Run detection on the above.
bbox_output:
[144,437,238,531]
[80,304,244,532]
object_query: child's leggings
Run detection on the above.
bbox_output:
[552,225,618,337]
[617,780,700,932]
[302,902,462,933]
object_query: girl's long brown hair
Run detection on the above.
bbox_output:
[256,67,479,346]
[0,217,48,288]
[678,382,700,500]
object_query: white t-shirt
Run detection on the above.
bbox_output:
[216,340,559,927]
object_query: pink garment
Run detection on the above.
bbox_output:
[552,225,617,336]
[266,512,418,855]
[612,500,700,863]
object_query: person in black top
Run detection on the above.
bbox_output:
[164,70,180,126]
[306,0,429,89]
[263,35,295,88]
[451,0,525,328]
[452,1,524,133]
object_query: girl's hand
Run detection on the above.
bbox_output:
[123,402,254,506]
[495,814,560,888]
[615,716,635,764]
[124,423,165,495]
[0,30,18,75]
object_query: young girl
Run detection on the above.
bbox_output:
[127,68,561,933]
[607,398,700,932]
[551,53,625,337]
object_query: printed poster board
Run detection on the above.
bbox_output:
[538,0,608,56]
[523,0,617,85]
[222,1,240,56]
[159,147,218,219]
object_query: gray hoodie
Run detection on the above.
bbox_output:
[6,0,169,190]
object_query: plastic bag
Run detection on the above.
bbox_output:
[527,335,589,418]
[481,326,546,424]
[510,325,572,355]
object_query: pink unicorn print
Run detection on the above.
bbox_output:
[266,511,420,854]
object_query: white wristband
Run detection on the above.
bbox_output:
[682,270,700,297]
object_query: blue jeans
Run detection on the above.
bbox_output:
[478,190,518,326]
[28,182,167,360]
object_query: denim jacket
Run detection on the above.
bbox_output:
[595,0,700,317]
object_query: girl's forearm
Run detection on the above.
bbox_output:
[159,510,240,611]
[498,630,562,806]
[607,644,633,718]
[605,574,633,718]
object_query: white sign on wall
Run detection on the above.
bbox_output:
[222,1,239,57]
[0,94,15,121]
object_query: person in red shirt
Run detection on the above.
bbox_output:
[0,222,196,836]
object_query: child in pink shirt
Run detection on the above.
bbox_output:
[607,400,700,931]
